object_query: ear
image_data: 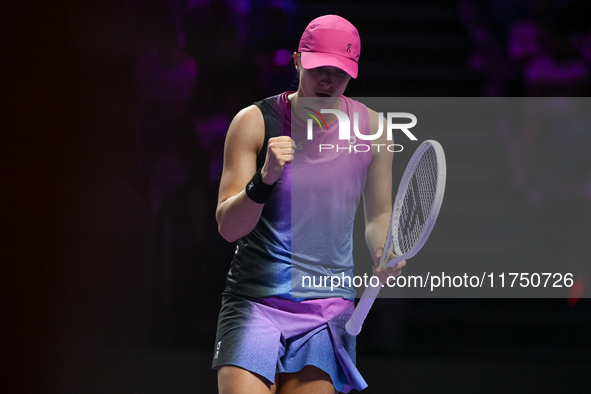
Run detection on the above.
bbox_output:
[293,52,299,69]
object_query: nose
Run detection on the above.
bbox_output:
[320,71,332,88]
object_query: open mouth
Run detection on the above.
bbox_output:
[315,92,331,97]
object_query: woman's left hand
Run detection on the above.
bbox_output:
[372,247,406,283]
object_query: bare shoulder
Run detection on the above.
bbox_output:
[234,104,264,127]
[228,105,264,139]
[222,104,265,158]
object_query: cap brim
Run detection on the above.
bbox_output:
[300,51,358,79]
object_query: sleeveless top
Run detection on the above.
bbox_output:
[224,92,373,300]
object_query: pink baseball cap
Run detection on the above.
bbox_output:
[298,15,361,78]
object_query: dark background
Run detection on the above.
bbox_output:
[4,0,591,392]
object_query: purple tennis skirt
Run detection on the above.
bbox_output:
[211,292,368,393]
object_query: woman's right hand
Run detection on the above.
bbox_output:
[261,136,296,185]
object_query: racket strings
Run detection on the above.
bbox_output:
[395,146,439,255]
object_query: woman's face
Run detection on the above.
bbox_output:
[296,55,351,100]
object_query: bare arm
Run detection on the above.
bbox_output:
[363,109,405,279]
[216,105,294,242]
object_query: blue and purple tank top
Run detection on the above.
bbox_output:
[224,92,372,300]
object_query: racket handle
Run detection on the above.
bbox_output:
[345,282,382,336]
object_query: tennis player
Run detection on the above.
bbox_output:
[213,15,405,393]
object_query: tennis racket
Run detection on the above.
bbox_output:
[345,139,446,336]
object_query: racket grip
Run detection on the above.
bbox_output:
[345,283,382,336]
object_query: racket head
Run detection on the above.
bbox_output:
[383,140,446,268]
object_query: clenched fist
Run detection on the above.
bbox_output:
[261,136,296,185]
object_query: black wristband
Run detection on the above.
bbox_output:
[245,169,276,204]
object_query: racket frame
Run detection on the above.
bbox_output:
[345,140,446,335]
